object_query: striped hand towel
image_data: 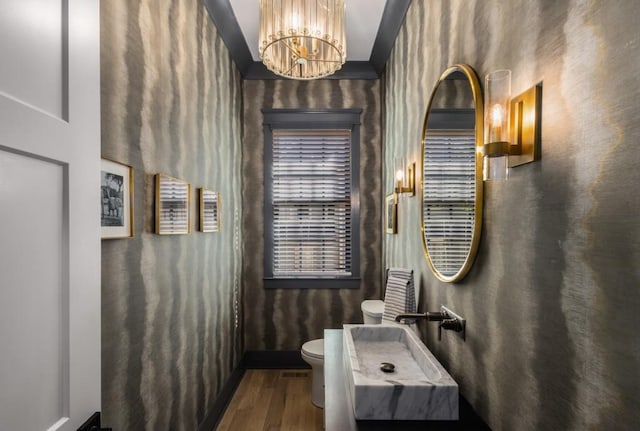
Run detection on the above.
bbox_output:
[382,268,416,324]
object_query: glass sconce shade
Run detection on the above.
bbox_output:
[394,156,405,189]
[484,70,511,145]
[483,153,509,180]
[259,0,346,80]
[483,70,511,180]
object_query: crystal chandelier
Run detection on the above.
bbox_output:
[259,0,346,80]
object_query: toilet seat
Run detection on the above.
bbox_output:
[301,339,324,360]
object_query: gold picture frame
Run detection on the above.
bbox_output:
[199,188,220,232]
[101,158,134,239]
[155,173,191,235]
[385,193,397,234]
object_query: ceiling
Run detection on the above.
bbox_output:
[230,0,387,62]
[203,0,411,79]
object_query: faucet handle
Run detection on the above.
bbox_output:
[438,318,460,341]
[426,311,448,321]
[437,315,466,341]
[440,318,464,332]
[438,306,466,341]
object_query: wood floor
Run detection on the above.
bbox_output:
[217,369,324,431]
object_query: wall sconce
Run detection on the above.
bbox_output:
[483,69,542,181]
[394,157,415,195]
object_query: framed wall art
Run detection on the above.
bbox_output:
[155,173,190,235]
[101,158,134,239]
[385,193,397,235]
[199,188,220,232]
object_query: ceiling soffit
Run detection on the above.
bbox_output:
[203,0,411,80]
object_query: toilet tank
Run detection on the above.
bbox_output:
[361,300,384,324]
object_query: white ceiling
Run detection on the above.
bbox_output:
[229,0,388,61]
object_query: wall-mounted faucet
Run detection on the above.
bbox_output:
[395,306,466,341]
[393,311,447,322]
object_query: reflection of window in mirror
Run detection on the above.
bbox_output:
[423,130,475,276]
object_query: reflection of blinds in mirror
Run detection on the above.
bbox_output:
[201,190,219,232]
[423,131,476,277]
[157,174,190,234]
[272,129,352,277]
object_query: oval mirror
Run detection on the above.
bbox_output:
[421,64,484,282]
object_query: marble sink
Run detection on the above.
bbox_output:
[342,324,458,420]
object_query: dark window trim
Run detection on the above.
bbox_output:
[264,278,361,290]
[263,109,362,289]
[426,108,476,130]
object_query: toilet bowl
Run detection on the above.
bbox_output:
[300,339,325,408]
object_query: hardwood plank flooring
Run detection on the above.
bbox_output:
[217,369,323,431]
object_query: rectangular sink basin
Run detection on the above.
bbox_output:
[343,324,458,420]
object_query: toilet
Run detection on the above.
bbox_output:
[301,269,419,408]
[300,303,381,409]
[300,339,325,408]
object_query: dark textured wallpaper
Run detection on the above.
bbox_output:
[384,0,640,430]
[242,80,383,350]
[100,0,242,430]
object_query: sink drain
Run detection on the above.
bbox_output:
[380,362,395,373]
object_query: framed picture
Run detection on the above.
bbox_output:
[101,158,134,239]
[385,193,397,234]
[199,188,220,232]
[155,173,190,235]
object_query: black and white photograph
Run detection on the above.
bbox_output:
[385,193,397,234]
[156,173,191,235]
[200,188,220,232]
[101,158,133,239]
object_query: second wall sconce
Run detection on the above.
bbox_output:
[394,157,415,195]
[483,69,542,181]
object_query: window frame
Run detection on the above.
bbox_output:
[263,109,362,289]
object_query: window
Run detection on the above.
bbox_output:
[263,109,361,289]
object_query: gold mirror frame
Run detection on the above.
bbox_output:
[420,64,484,282]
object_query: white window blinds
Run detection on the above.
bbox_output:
[423,130,476,277]
[271,129,352,277]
